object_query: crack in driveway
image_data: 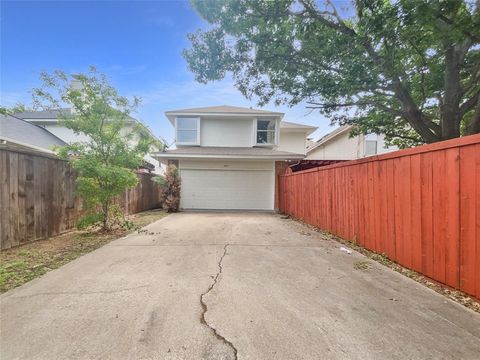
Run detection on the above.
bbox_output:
[200,244,238,360]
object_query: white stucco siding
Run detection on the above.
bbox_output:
[376,134,399,155]
[42,123,162,174]
[306,132,398,160]
[42,124,91,143]
[307,131,362,160]
[200,117,253,147]
[178,159,275,210]
[277,132,307,154]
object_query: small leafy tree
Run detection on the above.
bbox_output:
[153,165,181,212]
[0,103,31,115]
[33,67,162,230]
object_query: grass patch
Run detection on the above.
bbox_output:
[0,209,167,294]
[353,260,373,271]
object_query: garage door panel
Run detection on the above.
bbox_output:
[180,169,273,210]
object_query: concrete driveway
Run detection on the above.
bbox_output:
[1,213,479,360]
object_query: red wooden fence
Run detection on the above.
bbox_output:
[278,134,480,299]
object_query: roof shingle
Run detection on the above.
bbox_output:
[165,105,283,116]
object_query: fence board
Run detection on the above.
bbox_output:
[278,134,480,299]
[0,149,162,250]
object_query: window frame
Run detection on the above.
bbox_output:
[254,118,278,146]
[364,136,378,156]
[175,117,200,146]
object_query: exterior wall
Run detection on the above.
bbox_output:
[274,161,290,210]
[376,134,398,154]
[306,132,397,160]
[277,132,307,154]
[178,159,273,171]
[33,122,162,174]
[307,131,362,160]
[200,117,254,147]
[43,124,90,143]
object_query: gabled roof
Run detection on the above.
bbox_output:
[154,146,304,160]
[0,114,67,153]
[306,125,353,153]
[165,105,283,116]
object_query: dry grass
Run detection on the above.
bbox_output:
[0,209,167,293]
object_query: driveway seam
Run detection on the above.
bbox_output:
[200,244,238,360]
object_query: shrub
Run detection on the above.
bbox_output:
[153,165,181,212]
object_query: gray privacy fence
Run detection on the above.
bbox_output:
[0,148,161,250]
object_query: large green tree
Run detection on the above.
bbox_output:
[184,0,480,147]
[33,68,162,230]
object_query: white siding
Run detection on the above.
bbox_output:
[43,124,90,143]
[377,134,398,154]
[306,132,398,160]
[41,123,162,174]
[277,131,307,154]
[179,159,274,210]
[307,131,362,160]
[200,117,253,147]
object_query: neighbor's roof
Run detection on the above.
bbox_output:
[0,114,67,153]
[154,146,304,160]
[165,105,284,117]
[306,125,353,153]
[13,108,70,119]
[13,107,138,123]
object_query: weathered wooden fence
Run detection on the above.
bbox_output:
[279,134,480,299]
[0,149,162,250]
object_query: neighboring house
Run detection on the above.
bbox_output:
[0,114,67,154]
[306,125,397,160]
[155,105,317,211]
[13,108,163,173]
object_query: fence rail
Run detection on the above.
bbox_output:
[0,149,161,250]
[278,134,480,299]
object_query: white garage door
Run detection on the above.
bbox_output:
[180,169,274,210]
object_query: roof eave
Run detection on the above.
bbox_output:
[153,153,305,160]
[281,127,318,136]
[165,111,284,123]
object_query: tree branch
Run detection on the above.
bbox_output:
[460,90,480,115]
[466,94,480,135]
[296,0,439,143]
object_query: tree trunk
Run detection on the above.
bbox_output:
[440,43,463,139]
[102,202,109,231]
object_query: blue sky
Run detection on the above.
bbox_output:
[1,0,335,143]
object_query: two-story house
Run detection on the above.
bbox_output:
[155,105,317,211]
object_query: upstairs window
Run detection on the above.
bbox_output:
[364,134,378,156]
[176,117,199,145]
[256,119,276,145]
